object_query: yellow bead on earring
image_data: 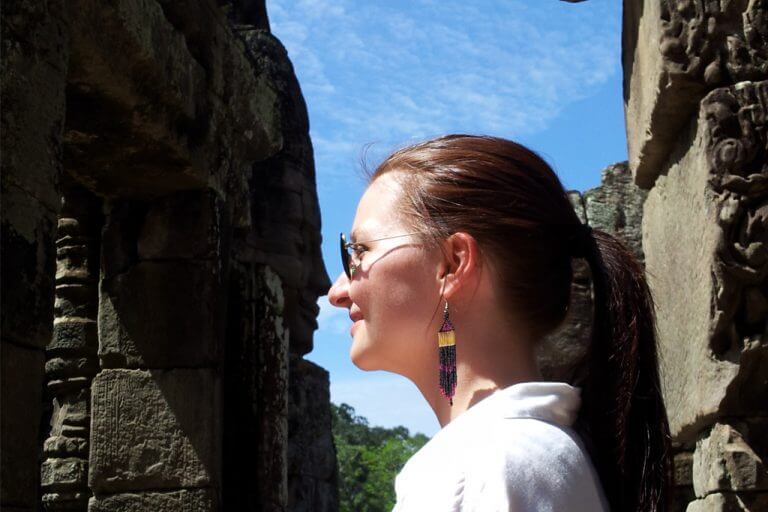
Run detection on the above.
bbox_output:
[438,299,457,406]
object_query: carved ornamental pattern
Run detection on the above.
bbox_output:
[703,80,768,355]
[41,184,102,510]
[660,0,768,86]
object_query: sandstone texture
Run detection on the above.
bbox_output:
[625,3,768,508]
[2,1,334,510]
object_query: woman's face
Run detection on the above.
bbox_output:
[328,173,443,375]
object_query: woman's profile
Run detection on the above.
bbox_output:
[328,134,673,511]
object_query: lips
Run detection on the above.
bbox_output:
[349,311,364,323]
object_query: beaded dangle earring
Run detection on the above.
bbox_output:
[438,299,457,406]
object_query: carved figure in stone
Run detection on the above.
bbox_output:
[703,80,768,356]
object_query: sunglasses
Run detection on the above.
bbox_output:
[339,231,422,279]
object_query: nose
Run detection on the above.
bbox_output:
[328,271,352,309]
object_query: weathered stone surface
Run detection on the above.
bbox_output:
[41,491,90,511]
[88,489,214,512]
[224,264,289,510]
[288,356,338,512]
[677,451,695,487]
[63,0,282,200]
[241,29,331,357]
[1,0,65,358]
[137,190,222,260]
[623,0,768,188]
[686,491,768,511]
[49,318,99,355]
[1,191,58,350]
[1,0,68,213]
[98,261,222,368]
[89,369,220,493]
[1,341,45,508]
[3,1,331,510]
[40,458,88,492]
[54,284,98,320]
[693,422,768,497]
[583,161,648,261]
[644,80,768,440]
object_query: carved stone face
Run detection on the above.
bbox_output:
[287,239,332,355]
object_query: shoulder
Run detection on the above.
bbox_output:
[460,418,608,511]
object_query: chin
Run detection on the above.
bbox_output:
[349,340,379,371]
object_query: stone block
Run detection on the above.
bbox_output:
[49,318,99,355]
[1,341,45,508]
[686,491,768,511]
[693,423,768,497]
[1,0,67,214]
[0,188,57,349]
[288,357,337,512]
[643,81,768,440]
[98,261,222,368]
[137,190,221,260]
[89,369,220,493]
[54,284,98,320]
[88,489,215,512]
[40,458,88,492]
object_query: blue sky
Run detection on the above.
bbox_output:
[266,0,626,437]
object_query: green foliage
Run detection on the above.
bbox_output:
[331,402,430,512]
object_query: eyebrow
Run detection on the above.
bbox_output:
[350,228,369,243]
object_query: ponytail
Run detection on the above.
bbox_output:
[578,229,673,511]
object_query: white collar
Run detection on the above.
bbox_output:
[440,381,581,434]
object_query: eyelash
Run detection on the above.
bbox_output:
[352,244,367,255]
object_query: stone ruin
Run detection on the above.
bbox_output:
[2,1,767,511]
[2,1,334,510]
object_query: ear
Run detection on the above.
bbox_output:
[438,232,483,301]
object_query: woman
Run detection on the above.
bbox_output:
[328,135,673,511]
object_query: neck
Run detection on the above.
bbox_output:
[411,335,543,429]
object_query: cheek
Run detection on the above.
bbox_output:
[367,254,438,330]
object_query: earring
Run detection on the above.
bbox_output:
[438,299,457,406]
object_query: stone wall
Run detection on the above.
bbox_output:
[623,1,767,510]
[1,1,335,511]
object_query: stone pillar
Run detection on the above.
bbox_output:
[644,79,768,511]
[624,2,767,508]
[41,181,102,510]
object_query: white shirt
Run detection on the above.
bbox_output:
[392,381,609,512]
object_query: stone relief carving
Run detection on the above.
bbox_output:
[660,0,768,87]
[702,80,767,358]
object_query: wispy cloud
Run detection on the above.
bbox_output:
[267,0,620,188]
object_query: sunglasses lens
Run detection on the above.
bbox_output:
[340,233,350,278]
